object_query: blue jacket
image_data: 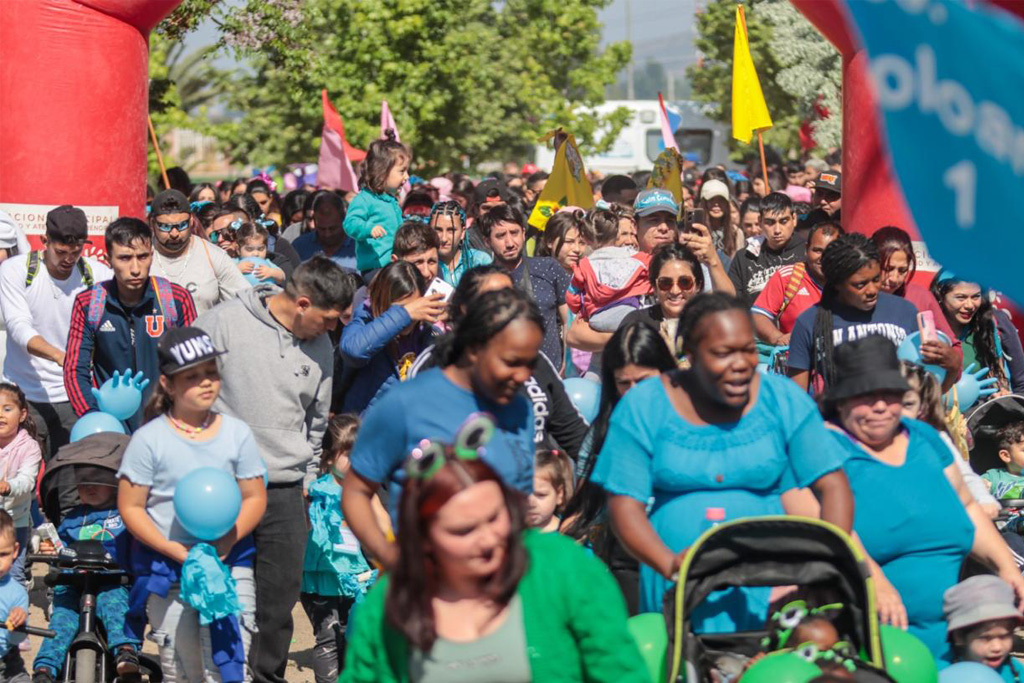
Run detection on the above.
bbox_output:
[342,189,403,271]
[337,301,434,414]
[59,505,127,562]
[64,278,197,431]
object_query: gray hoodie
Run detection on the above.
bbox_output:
[195,285,333,486]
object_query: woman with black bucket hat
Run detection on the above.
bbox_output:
[821,334,1024,662]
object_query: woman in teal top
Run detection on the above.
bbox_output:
[592,293,854,628]
[820,334,1024,661]
[341,422,647,683]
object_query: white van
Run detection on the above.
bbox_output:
[534,99,731,175]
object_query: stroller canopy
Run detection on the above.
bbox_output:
[38,433,128,524]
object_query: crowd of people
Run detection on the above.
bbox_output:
[0,135,1020,683]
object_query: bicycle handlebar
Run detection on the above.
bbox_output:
[27,553,122,571]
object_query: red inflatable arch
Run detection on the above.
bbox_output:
[0,0,181,254]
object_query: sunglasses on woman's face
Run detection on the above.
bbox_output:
[657,275,696,292]
[209,229,236,245]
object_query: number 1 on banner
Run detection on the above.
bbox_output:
[943,160,976,230]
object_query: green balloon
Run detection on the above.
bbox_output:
[880,625,939,683]
[742,653,821,683]
[626,613,668,683]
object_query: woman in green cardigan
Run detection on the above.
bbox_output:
[341,441,648,682]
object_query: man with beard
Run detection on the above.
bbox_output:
[148,189,250,314]
[479,204,570,365]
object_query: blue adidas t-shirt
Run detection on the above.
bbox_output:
[788,291,919,372]
[350,367,535,525]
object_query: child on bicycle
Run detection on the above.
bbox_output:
[301,414,381,683]
[0,510,28,683]
[32,458,141,683]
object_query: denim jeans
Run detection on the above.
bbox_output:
[248,484,308,683]
[146,566,257,682]
[299,594,355,683]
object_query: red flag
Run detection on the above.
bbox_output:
[318,90,360,191]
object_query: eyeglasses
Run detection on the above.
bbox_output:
[657,275,696,292]
[404,413,495,481]
[155,219,190,233]
[209,229,236,244]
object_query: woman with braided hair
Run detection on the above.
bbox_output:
[787,233,920,394]
[342,288,543,572]
[429,200,492,286]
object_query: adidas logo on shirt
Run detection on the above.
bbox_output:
[99,321,116,333]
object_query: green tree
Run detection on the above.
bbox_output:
[151,0,630,175]
[685,0,840,160]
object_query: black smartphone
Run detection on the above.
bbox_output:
[684,208,706,233]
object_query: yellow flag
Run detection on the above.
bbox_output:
[731,4,773,144]
[647,147,684,209]
[528,132,594,232]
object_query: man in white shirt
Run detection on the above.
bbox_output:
[0,205,112,459]
[147,189,250,314]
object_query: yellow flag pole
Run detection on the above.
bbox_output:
[738,5,770,193]
[147,114,171,190]
[758,130,770,192]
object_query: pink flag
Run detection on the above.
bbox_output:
[380,99,401,141]
[318,90,359,192]
[658,92,679,152]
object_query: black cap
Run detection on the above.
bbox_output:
[824,335,909,402]
[150,189,191,217]
[473,178,510,205]
[157,326,226,375]
[45,205,90,244]
[812,170,842,194]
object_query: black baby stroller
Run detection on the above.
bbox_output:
[32,433,162,683]
[965,393,1024,500]
[666,516,892,682]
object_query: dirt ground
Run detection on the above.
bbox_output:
[24,563,319,682]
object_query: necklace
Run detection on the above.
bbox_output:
[168,412,214,437]
[154,238,193,280]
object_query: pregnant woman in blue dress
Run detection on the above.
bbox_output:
[592,293,854,629]
[822,334,1024,661]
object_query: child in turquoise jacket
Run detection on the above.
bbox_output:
[343,130,409,274]
[301,415,380,683]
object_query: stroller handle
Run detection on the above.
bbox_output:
[0,623,57,639]
[27,553,122,571]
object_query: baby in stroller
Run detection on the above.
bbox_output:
[32,433,142,683]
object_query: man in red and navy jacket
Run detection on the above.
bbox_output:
[64,218,197,432]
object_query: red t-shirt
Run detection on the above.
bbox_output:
[752,264,822,334]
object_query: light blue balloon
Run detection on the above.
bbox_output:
[238,257,274,286]
[92,373,145,420]
[563,377,601,423]
[938,662,1002,683]
[70,412,126,442]
[173,468,242,541]
[896,331,951,384]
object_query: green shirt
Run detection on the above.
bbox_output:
[982,468,1024,500]
[340,530,649,683]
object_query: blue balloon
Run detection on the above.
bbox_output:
[939,662,1002,683]
[563,377,601,423]
[897,331,951,383]
[70,412,126,442]
[173,468,242,541]
[92,372,146,420]
[238,257,274,286]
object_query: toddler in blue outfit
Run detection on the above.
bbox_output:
[944,575,1024,679]
[0,510,29,682]
[32,465,140,683]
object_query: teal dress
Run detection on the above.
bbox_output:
[831,419,974,661]
[592,373,843,630]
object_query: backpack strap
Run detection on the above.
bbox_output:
[77,259,94,288]
[24,251,39,287]
[150,276,179,327]
[776,262,808,321]
[26,251,94,287]
[85,283,109,332]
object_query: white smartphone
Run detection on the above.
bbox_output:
[426,277,454,302]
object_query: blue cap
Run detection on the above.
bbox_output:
[634,188,679,217]
[683,152,700,163]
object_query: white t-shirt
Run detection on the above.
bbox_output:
[0,253,112,403]
[150,236,251,315]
